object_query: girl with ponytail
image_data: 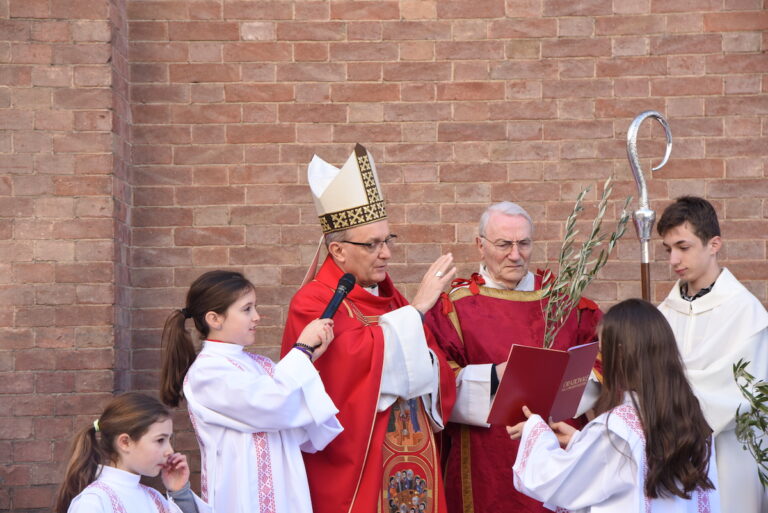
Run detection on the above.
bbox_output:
[159,270,342,513]
[55,392,208,513]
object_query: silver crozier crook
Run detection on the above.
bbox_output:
[626,111,672,301]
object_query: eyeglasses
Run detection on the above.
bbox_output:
[480,235,533,253]
[340,234,398,253]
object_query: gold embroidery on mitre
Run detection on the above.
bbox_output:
[315,144,388,234]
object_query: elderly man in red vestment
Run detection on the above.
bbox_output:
[282,144,457,513]
[424,201,602,513]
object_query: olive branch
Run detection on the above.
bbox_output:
[540,178,632,349]
[734,358,768,488]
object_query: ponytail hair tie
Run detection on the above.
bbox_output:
[181,308,193,319]
[93,419,100,432]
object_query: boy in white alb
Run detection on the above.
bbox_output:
[656,196,768,513]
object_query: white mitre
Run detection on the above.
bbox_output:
[308,143,387,234]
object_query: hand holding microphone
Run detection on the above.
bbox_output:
[295,273,356,361]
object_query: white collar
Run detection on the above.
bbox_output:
[96,465,141,488]
[662,267,741,314]
[201,339,247,356]
[479,264,535,291]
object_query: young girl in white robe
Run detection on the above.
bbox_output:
[507,298,720,513]
[159,270,343,513]
[55,392,209,513]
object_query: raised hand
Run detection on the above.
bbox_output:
[161,452,191,493]
[411,253,457,314]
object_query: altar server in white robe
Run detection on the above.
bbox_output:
[656,196,768,513]
[56,392,210,513]
[160,270,343,513]
[508,299,720,513]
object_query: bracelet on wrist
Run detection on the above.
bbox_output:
[293,344,314,360]
[294,342,317,353]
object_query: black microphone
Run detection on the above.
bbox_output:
[321,273,356,319]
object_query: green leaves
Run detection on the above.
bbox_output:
[541,178,631,349]
[734,358,768,488]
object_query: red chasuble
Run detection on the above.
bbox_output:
[424,272,602,513]
[282,256,456,513]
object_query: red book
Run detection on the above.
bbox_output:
[486,341,599,426]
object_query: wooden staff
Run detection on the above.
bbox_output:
[626,111,673,301]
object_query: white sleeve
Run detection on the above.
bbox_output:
[574,372,601,418]
[513,415,635,510]
[449,364,493,427]
[687,329,768,435]
[376,305,435,412]
[186,349,341,434]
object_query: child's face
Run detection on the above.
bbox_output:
[212,289,261,347]
[661,222,721,291]
[116,418,174,477]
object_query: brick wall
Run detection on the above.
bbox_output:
[2,0,767,510]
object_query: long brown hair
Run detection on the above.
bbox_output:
[54,392,170,513]
[594,298,714,499]
[159,270,255,407]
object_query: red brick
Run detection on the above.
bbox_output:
[31,21,70,42]
[223,2,294,20]
[51,176,110,196]
[597,57,667,77]
[34,327,75,349]
[491,60,557,80]
[437,0,504,18]
[175,227,245,246]
[171,104,240,124]
[650,0,719,12]
[650,34,721,55]
[438,122,506,142]
[277,21,345,41]
[224,84,293,103]
[544,0,611,16]
[490,141,558,161]
[170,63,239,83]
[436,163,504,183]
[333,124,401,142]
[129,21,169,41]
[595,15,665,35]
[173,144,243,164]
[55,263,112,284]
[383,62,451,81]
[434,41,504,61]
[543,79,612,98]
[330,1,399,19]
[277,63,345,82]
[707,138,766,158]
[130,42,189,62]
[9,0,49,18]
[53,219,112,239]
[331,83,399,102]
[381,21,450,40]
[703,11,768,31]
[223,42,292,62]
[489,19,556,38]
[436,82,505,101]
[705,54,768,74]
[53,88,111,109]
[544,120,613,140]
[650,76,722,96]
[543,38,611,58]
[168,21,239,41]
